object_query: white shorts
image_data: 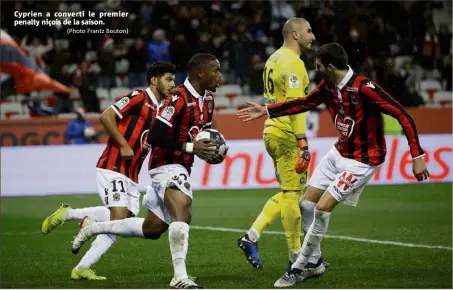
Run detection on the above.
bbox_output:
[95,168,140,216]
[142,164,193,224]
[308,147,377,207]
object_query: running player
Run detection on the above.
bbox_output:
[237,43,429,287]
[41,62,176,280]
[237,17,322,271]
[70,53,223,289]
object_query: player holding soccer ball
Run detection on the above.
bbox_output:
[41,62,176,280]
[71,53,224,289]
[237,17,325,273]
[238,43,429,287]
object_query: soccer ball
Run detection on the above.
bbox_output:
[195,129,228,164]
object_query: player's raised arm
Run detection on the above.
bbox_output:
[100,90,145,159]
[360,80,429,181]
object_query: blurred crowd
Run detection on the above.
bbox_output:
[2,0,452,114]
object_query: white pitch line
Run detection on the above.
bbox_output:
[191,226,453,251]
[3,225,452,251]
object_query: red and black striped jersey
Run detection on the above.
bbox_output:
[149,79,215,172]
[97,88,161,183]
[267,67,424,166]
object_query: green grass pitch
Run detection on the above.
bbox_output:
[1,183,452,288]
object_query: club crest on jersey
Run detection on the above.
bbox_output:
[334,114,355,139]
[289,74,300,89]
[115,97,130,109]
[350,94,359,105]
[161,106,175,121]
[188,126,200,141]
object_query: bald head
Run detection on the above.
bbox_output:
[281,17,315,53]
[282,18,308,39]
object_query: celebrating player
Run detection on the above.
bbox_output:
[237,17,325,273]
[41,62,176,280]
[237,43,429,287]
[71,53,223,289]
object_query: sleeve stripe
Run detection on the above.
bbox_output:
[361,81,423,156]
[110,105,123,119]
[156,116,173,127]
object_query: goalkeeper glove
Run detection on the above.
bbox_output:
[295,138,310,174]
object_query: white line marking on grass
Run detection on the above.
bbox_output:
[3,225,452,251]
[191,226,453,251]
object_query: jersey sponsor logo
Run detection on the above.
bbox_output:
[334,114,355,139]
[161,106,175,121]
[289,74,300,89]
[336,171,358,191]
[115,97,130,109]
[366,82,375,89]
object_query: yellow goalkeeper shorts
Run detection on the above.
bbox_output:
[264,133,307,192]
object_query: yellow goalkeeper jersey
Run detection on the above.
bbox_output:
[263,47,310,140]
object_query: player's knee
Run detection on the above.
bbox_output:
[142,216,168,240]
[109,207,130,220]
[142,223,167,240]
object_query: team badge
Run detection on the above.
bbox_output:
[289,74,300,89]
[115,97,129,109]
[113,192,120,201]
[350,94,359,105]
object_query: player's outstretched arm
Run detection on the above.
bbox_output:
[360,80,429,181]
[100,108,133,159]
[237,102,267,122]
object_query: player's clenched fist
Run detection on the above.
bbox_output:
[295,138,310,174]
[120,144,134,160]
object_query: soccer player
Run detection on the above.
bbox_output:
[237,17,321,271]
[41,62,176,280]
[237,43,429,287]
[71,53,223,289]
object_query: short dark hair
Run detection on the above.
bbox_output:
[187,53,217,73]
[316,43,348,70]
[147,62,176,85]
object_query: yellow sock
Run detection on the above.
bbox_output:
[281,192,302,253]
[251,192,283,235]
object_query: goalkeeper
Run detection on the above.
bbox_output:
[237,18,327,273]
